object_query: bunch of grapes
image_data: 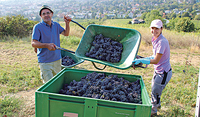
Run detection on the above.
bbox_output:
[62,56,76,66]
[59,72,142,104]
[85,34,123,63]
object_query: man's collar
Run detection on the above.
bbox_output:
[152,33,163,42]
[41,20,54,26]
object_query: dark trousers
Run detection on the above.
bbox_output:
[151,68,172,110]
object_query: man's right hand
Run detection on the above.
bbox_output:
[47,43,56,51]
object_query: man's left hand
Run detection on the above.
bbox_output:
[64,15,71,23]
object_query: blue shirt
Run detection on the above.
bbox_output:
[32,20,64,63]
[152,34,171,74]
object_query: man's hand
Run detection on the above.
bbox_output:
[64,15,71,24]
[47,43,56,51]
[62,15,71,36]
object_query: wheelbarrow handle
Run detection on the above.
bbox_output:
[132,55,148,69]
[92,62,107,70]
[71,20,86,30]
[64,16,85,30]
[132,64,148,69]
[55,45,75,54]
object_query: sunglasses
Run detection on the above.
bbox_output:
[42,12,51,16]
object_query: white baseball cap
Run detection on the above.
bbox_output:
[150,19,163,28]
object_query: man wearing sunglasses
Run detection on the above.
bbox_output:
[31,5,71,83]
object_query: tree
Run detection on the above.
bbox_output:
[0,15,38,38]
[170,12,176,19]
[167,17,180,30]
[181,12,190,18]
[140,12,147,20]
[190,10,197,19]
[144,10,163,25]
[175,17,195,32]
[176,13,181,18]
[92,12,96,19]
[192,4,198,10]
[194,14,200,20]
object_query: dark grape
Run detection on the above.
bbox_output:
[59,72,142,104]
[85,34,123,63]
[62,56,76,66]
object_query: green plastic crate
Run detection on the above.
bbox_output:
[35,68,151,117]
[61,50,84,68]
[75,24,141,70]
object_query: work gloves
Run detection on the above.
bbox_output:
[132,56,154,65]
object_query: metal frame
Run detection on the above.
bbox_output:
[195,68,200,117]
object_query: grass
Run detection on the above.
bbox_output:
[191,20,200,29]
[0,19,200,116]
[0,40,42,93]
[0,38,43,116]
[0,96,22,117]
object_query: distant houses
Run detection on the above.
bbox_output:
[131,18,145,24]
[0,0,199,22]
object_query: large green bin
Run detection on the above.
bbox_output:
[75,24,141,70]
[35,68,151,117]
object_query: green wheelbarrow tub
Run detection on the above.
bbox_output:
[75,24,141,70]
[61,50,84,68]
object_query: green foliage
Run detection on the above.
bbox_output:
[0,96,22,117]
[0,15,38,38]
[60,35,81,49]
[0,66,42,94]
[166,105,191,117]
[170,12,177,19]
[144,10,164,26]
[181,12,190,18]
[140,12,147,20]
[194,14,200,20]
[167,17,180,30]
[167,17,195,32]
[192,20,200,29]
[175,17,195,32]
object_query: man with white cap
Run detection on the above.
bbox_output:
[31,5,72,83]
[132,19,172,116]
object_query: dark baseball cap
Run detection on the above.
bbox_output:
[39,5,53,15]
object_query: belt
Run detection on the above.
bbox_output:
[155,68,172,74]
[168,68,172,73]
[156,68,171,85]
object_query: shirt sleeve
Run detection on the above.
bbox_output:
[156,40,166,54]
[32,24,40,41]
[57,22,65,34]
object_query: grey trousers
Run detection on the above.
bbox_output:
[39,59,61,83]
[151,69,172,109]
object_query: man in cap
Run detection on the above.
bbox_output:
[31,5,72,83]
[132,19,172,116]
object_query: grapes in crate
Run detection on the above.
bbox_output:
[59,72,142,104]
